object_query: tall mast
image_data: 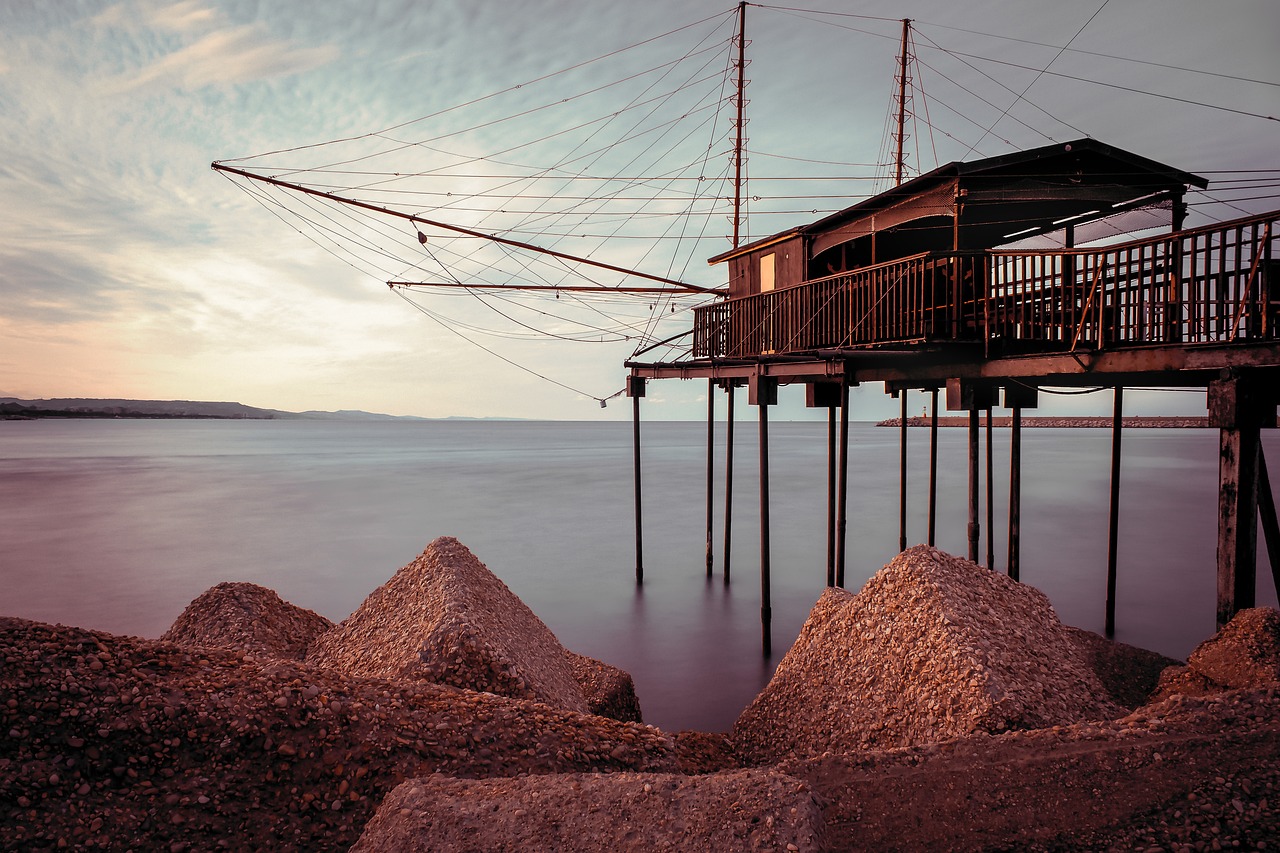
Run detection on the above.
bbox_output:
[732,1,748,247]
[894,18,912,187]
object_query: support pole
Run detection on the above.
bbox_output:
[757,378,774,657]
[1105,387,1124,638]
[968,404,980,563]
[827,404,837,587]
[928,388,939,546]
[1210,373,1265,627]
[723,383,736,585]
[1257,446,1280,598]
[706,379,715,578]
[836,382,850,588]
[899,391,908,553]
[1008,403,1022,581]
[986,405,995,570]
[629,377,645,585]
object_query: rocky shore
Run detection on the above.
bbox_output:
[3,538,1278,851]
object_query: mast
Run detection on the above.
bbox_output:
[894,18,912,187]
[732,1,748,248]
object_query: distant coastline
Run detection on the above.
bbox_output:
[877,415,1209,429]
[0,397,432,421]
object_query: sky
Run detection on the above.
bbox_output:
[1,0,1277,420]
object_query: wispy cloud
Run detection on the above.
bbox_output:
[99,23,339,94]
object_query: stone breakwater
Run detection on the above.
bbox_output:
[3,538,1279,851]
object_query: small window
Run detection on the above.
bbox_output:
[760,253,776,292]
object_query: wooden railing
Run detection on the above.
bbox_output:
[691,209,1279,358]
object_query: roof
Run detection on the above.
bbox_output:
[709,139,1208,264]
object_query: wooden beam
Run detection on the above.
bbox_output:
[1105,387,1123,637]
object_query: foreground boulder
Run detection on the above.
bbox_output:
[161,581,333,660]
[0,617,676,852]
[351,769,825,853]
[733,546,1122,762]
[1150,607,1280,702]
[308,537,590,714]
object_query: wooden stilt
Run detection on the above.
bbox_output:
[968,404,980,563]
[827,404,837,587]
[756,377,775,656]
[1105,387,1123,638]
[836,382,850,588]
[985,405,995,570]
[723,383,735,586]
[1008,402,1022,581]
[899,391,908,553]
[928,388,939,547]
[1257,446,1280,598]
[1209,373,1264,627]
[629,377,645,585]
[706,379,715,578]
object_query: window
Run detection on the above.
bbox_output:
[760,253,776,292]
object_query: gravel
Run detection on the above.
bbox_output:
[308,537,589,714]
[0,616,674,852]
[161,582,333,661]
[352,769,826,852]
[733,545,1123,762]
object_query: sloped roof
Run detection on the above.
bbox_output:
[709,139,1207,264]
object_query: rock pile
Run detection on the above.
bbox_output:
[351,769,826,853]
[566,652,642,723]
[1150,606,1280,701]
[161,581,333,661]
[1062,625,1180,710]
[733,545,1122,762]
[0,616,675,852]
[308,537,589,714]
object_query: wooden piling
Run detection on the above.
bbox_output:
[968,404,980,563]
[756,376,775,656]
[723,383,735,585]
[629,377,645,585]
[1210,373,1265,627]
[706,379,715,578]
[1008,402,1022,581]
[827,404,837,587]
[986,405,994,570]
[899,391,908,553]
[1105,386,1123,637]
[1257,446,1280,598]
[928,387,939,546]
[836,382,850,588]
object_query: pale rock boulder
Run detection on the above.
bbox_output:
[733,545,1122,762]
[161,582,332,661]
[308,536,590,714]
[351,770,826,853]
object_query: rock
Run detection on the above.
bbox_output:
[1063,626,1182,710]
[565,652,642,722]
[1186,607,1280,689]
[1147,607,1280,703]
[350,769,826,853]
[733,546,1123,762]
[307,537,589,713]
[161,582,332,661]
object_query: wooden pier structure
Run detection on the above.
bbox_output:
[626,139,1280,654]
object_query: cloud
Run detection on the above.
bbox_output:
[100,24,339,94]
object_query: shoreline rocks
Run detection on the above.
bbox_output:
[307,537,590,714]
[732,546,1121,763]
[161,581,333,661]
[4,538,1279,850]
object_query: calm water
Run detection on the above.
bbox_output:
[2,419,1276,732]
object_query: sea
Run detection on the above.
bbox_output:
[2,418,1277,733]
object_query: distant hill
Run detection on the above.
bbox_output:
[0,398,428,421]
